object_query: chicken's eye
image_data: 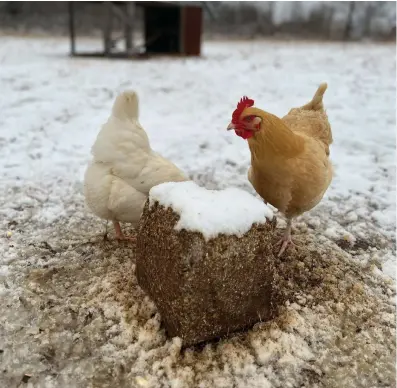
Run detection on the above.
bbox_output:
[244,115,255,122]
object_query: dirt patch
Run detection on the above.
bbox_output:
[1,218,394,388]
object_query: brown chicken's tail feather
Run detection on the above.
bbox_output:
[301,83,328,111]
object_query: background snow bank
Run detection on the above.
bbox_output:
[0,37,395,387]
[0,37,394,273]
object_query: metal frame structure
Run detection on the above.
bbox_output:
[68,1,213,58]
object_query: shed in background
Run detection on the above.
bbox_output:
[68,1,206,58]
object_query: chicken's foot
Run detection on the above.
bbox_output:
[113,221,136,241]
[275,219,297,257]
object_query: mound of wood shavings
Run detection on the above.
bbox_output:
[1,200,394,387]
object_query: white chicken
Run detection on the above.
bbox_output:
[84,90,188,240]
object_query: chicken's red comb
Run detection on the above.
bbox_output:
[232,96,255,124]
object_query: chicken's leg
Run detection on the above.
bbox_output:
[276,218,296,257]
[113,221,136,241]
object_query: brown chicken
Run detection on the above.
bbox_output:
[226,83,333,256]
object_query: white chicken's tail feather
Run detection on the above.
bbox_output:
[112,90,139,120]
[301,82,328,111]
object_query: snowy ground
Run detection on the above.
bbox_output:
[0,37,395,387]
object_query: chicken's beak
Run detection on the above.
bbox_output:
[226,122,236,131]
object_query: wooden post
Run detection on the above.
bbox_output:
[181,6,202,56]
[125,2,135,54]
[68,1,76,56]
[103,2,113,56]
[344,1,356,41]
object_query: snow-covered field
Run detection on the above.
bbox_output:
[0,37,395,387]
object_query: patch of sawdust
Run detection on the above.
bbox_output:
[270,236,396,387]
[1,213,395,388]
[334,235,394,253]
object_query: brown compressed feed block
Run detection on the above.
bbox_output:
[136,200,279,347]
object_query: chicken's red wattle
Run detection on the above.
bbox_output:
[235,129,254,140]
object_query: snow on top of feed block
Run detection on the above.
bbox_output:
[149,181,273,241]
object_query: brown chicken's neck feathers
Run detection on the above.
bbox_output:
[246,108,305,158]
